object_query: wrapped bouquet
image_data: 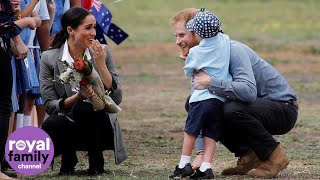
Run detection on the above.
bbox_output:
[56,55,121,113]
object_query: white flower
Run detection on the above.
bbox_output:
[73,71,82,82]
[60,68,73,82]
[58,67,84,89]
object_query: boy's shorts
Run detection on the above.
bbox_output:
[185,98,223,141]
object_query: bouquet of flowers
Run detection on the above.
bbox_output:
[56,55,121,113]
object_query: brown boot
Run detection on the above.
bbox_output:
[221,149,261,175]
[248,144,289,178]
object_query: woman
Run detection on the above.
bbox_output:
[40,7,127,176]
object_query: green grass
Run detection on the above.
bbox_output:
[16,0,320,179]
[106,0,320,48]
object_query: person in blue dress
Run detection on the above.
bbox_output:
[0,0,40,178]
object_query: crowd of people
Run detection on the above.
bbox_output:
[1,2,298,180]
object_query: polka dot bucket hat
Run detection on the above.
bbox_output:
[186,8,221,38]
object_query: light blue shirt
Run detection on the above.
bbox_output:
[208,40,297,102]
[195,40,297,151]
[184,33,232,103]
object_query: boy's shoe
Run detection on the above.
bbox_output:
[191,168,214,179]
[169,163,194,179]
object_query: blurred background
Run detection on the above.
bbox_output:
[31,0,320,179]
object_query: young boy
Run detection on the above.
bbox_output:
[170,8,232,179]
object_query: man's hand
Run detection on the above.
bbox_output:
[193,70,211,90]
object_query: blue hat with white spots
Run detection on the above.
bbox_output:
[186,8,221,38]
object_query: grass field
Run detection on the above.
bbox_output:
[21,0,320,179]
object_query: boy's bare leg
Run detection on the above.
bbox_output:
[203,136,215,163]
[170,132,196,178]
[179,132,196,168]
[182,132,196,156]
[196,136,215,172]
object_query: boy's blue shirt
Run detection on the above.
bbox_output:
[184,33,232,103]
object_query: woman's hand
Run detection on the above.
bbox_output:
[89,39,107,66]
[77,85,95,100]
[89,40,113,89]
[193,70,212,90]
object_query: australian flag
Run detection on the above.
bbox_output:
[106,23,129,45]
[83,0,128,45]
[90,0,112,35]
[96,24,108,44]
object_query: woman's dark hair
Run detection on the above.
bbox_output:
[51,7,92,49]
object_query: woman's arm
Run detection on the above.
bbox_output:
[90,40,122,105]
